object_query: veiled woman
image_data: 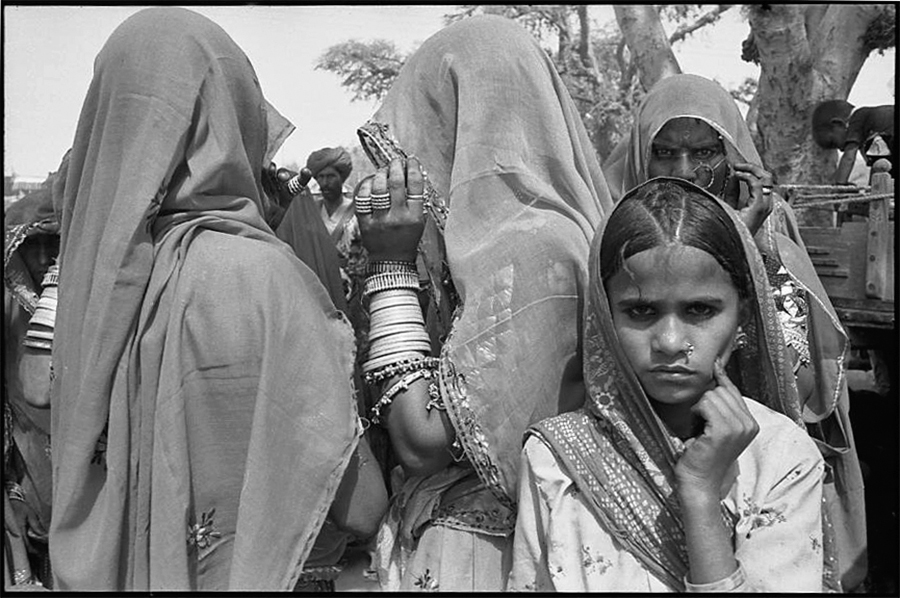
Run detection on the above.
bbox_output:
[354,15,612,591]
[49,7,384,590]
[4,169,63,588]
[603,73,866,591]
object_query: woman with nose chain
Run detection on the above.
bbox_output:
[603,73,867,591]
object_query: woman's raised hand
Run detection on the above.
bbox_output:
[675,358,759,500]
[357,157,426,263]
[727,162,774,236]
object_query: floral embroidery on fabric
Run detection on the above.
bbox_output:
[432,501,516,535]
[581,546,613,575]
[739,497,786,539]
[811,536,821,552]
[187,508,222,550]
[412,568,439,591]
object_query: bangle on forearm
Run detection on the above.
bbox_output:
[366,260,418,276]
[362,288,431,374]
[6,481,26,503]
[363,355,440,386]
[370,367,436,426]
[23,263,58,350]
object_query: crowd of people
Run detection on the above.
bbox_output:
[4,7,887,592]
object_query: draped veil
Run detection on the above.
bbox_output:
[530,177,821,591]
[50,8,358,590]
[358,15,613,512]
[602,74,865,589]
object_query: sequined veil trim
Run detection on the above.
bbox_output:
[760,202,849,418]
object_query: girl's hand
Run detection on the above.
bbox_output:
[726,162,773,236]
[675,358,759,500]
[357,157,426,263]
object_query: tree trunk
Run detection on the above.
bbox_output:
[614,5,682,91]
[749,4,878,226]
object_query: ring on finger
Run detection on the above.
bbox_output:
[406,194,425,201]
[371,192,392,211]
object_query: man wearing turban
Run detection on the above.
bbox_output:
[307,146,355,240]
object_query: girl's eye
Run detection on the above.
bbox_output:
[625,305,656,320]
[685,303,717,318]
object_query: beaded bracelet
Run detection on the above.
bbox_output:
[364,355,440,385]
[366,260,418,276]
[370,367,436,425]
[363,351,428,374]
[363,271,420,297]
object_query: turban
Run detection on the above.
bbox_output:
[306,147,353,180]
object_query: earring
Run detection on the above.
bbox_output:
[683,342,695,359]
[734,327,748,350]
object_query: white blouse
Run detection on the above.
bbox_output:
[509,398,826,592]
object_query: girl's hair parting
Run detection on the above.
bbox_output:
[599,179,752,298]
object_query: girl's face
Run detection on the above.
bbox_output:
[648,118,729,197]
[606,243,741,411]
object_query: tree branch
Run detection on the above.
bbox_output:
[668,5,734,45]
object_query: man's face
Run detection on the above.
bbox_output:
[315,166,344,202]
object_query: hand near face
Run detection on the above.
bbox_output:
[724,162,773,236]
[356,157,426,263]
[675,358,759,500]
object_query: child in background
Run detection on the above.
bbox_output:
[812,99,895,183]
[510,177,830,592]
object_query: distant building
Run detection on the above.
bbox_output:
[4,173,48,207]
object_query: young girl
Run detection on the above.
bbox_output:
[509,177,828,592]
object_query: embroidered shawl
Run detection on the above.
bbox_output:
[49,8,357,590]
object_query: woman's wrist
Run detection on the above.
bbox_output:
[675,479,721,508]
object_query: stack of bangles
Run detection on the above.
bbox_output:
[362,260,445,426]
[23,262,58,351]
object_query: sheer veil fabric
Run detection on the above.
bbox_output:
[50,8,358,590]
[358,15,613,508]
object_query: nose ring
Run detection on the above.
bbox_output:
[691,163,716,190]
[683,342,695,359]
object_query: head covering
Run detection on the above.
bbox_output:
[50,7,357,590]
[4,155,65,312]
[358,14,613,508]
[529,177,813,591]
[603,74,759,202]
[306,147,353,181]
[601,74,864,589]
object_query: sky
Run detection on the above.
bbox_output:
[4,5,896,178]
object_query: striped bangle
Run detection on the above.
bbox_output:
[364,356,440,385]
[41,263,59,287]
[367,260,418,276]
[363,271,420,297]
[6,482,26,503]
